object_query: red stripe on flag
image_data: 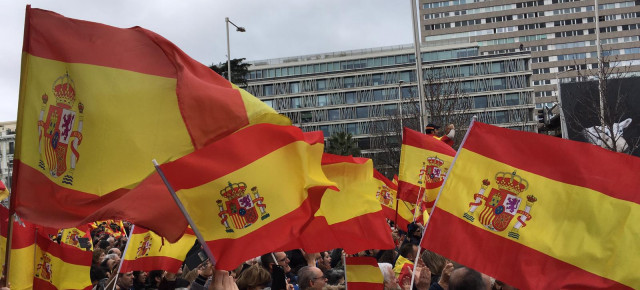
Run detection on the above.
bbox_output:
[397,180,420,202]
[463,122,640,204]
[403,127,456,157]
[321,153,369,165]
[422,209,629,289]
[36,234,92,266]
[25,8,176,78]
[346,256,379,266]
[207,197,317,271]
[348,282,383,290]
[161,124,321,190]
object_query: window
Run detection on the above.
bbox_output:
[474,96,488,108]
[347,123,357,135]
[318,95,328,107]
[505,94,520,106]
[317,79,327,91]
[320,125,330,136]
[290,82,300,94]
[291,97,301,108]
[356,106,368,119]
[384,104,398,116]
[373,89,384,101]
[495,111,507,123]
[329,109,340,121]
[344,77,355,88]
[301,112,312,123]
[264,85,273,96]
[346,92,356,104]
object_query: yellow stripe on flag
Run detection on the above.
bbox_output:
[233,84,290,127]
[124,229,196,260]
[438,149,640,285]
[18,55,193,193]
[179,141,330,240]
[0,236,35,290]
[34,243,91,289]
[347,264,384,283]
[318,160,382,225]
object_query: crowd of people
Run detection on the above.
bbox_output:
[85,219,517,290]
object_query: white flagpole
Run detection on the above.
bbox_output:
[409,116,477,290]
[112,224,135,290]
[343,254,348,290]
[152,159,217,266]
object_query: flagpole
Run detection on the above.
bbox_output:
[152,159,217,266]
[409,116,477,289]
[412,186,425,222]
[2,213,13,286]
[113,224,135,290]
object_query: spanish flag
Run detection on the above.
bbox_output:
[156,124,335,270]
[422,121,640,289]
[120,225,196,273]
[398,127,455,213]
[59,225,91,250]
[13,7,289,236]
[0,208,36,290]
[345,257,384,290]
[297,154,394,254]
[373,169,413,232]
[33,231,93,290]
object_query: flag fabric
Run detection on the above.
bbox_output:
[156,124,335,270]
[59,225,91,250]
[13,6,289,238]
[33,231,93,290]
[0,207,36,290]
[422,121,640,289]
[345,257,384,290]
[88,220,127,238]
[398,127,456,213]
[119,225,196,273]
[373,170,413,232]
[296,154,395,254]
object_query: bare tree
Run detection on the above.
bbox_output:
[560,53,640,155]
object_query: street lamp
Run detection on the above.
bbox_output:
[225,17,246,82]
[398,80,405,130]
[555,68,575,139]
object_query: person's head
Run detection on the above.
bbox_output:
[421,250,447,276]
[318,251,332,271]
[97,239,110,250]
[133,271,147,284]
[148,270,165,287]
[107,247,121,258]
[235,264,271,290]
[260,252,291,273]
[90,264,108,284]
[449,267,485,290]
[378,263,400,290]
[399,243,418,261]
[298,266,327,290]
[106,236,115,247]
[117,271,134,288]
[425,123,440,135]
[325,269,344,286]
[101,253,120,272]
[92,248,106,265]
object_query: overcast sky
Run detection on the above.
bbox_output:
[0,1,414,122]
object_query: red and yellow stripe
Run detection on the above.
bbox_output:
[33,232,92,290]
[398,128,455,212]
[0,208,37,290]
[14,7,289,233]
[158,124,335,270]
[346,257,384,290]
[120,226,196,273]
[296,154,394,254]
[373,170,413,232]
[422,121,640,289]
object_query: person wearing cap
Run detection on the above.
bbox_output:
[425,123,455,147]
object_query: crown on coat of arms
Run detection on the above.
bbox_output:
[52,73,76,108]
[427,156,444,167]
[220,181,247,200]
[495,171,528,194]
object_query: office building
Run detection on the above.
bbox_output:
[0,121,16,191]
[244,44,535,173]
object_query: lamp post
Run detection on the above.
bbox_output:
[225,17,246,82]
[410,0,426,133]
[398,80,405,130]
[555,68,575,139]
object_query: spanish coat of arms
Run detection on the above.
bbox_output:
[216,182,270,233]
[37,73,84,185]
[417,156,448,187]
[463,171,537,239]
[136,233,152,258]
[36,253,53,282]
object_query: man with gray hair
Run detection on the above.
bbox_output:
[297,266,327,290]
[379,263,401,290]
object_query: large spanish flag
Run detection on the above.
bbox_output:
[398,128,455,213]
[297,154,394,254]
[13,7,289,236]
[373,169,413,232]
[422,121,640,289]
[156,124,335,270]
[345,257,384,290]
[0,208,36,290]
[120,225,196,273]
[32,232,92,290]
